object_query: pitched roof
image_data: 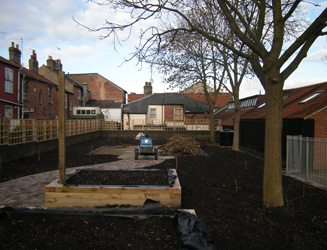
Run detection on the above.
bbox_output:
[124,93,209,114]
[21,67,74,94]
[183,92,232,108]
[0,56,20,68]
[241,81,327,120]
[87,100,123,109]
[128,92,232,107]
[215,95,265,126]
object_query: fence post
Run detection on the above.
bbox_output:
[306,137,309,182]
[286,135,290,173]
[58,71,66,185]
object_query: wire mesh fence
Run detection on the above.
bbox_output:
[287,135,327,188]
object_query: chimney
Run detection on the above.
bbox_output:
[56,59,63,71]
[9,42,21,65]
[144,82,152,96]
[29,50,39,74]
[47,55,56,70]
[82,82,88,106]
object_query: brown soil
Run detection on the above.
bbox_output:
[1,137,327,249]
[66,169,169,186]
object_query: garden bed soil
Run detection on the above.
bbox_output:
[66,169,169,186]
[1,137,327,249]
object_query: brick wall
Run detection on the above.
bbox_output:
[314,108,327,138]
[23,78,58,119]
[88,75,124,102]
[164,105,183,120]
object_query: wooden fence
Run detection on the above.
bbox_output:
[0,118,222,145]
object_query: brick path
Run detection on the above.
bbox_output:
[0,149,173,208]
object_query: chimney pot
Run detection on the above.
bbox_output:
[29,50,39,74]
[9,42,21,65]
[144,81,152,96]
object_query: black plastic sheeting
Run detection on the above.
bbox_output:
[1,200,214,250]
[168,169,177,187]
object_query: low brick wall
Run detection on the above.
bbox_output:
[0,131,212,163]
[0,131,102,163]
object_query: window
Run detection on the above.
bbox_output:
[23,80,28,102]
[5,105,13,118]
[65,94,67,109]
[299,90,325,104]
[48,87,52,104]
[5,68,13,93]
[227,102,235,110]
[150,108,156,119]
[77,89,81,101]
[39,90,42,105]
[257,102,265,108]
[174,108,183,120]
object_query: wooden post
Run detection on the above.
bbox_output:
[58,71,66,185]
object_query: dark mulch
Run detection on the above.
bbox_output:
[0,212,181,250]
[66,169,169,186]
[0,138,121,183]
[1,137,327,249]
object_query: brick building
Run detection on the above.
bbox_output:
[68,73,126,104]
[1,43,78,119]
[123,92,210,130]
[39,56,85,117]
[128,82,232,111]
[0,43,22,118]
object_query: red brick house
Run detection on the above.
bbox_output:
[21,58,74,119]
[1,43,76,119]
[123,93,210,130]
[219,81,327,159]
[39,56,85,117]
[68,73,127,104]
[0,43,22,119]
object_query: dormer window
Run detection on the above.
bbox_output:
[299,90,325,104]
[257,103,265,108]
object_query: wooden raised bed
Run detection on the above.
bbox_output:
[44,169,181,208]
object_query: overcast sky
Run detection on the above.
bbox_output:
[0,0,326,98]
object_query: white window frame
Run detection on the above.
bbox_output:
[5,105,13,118]
[5,68,13,93]
[299,90,325,104]
[174,108,183,120]
[77,89,81,101]
[149,108,157,119]
[48,87,52,104]
[39,90,42,105]
[65,94,68,109]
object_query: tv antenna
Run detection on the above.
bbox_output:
[8,36,34,59]
[56,47,61,59]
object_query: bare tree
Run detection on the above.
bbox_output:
[148,31,226,142]
[78,0,327,207]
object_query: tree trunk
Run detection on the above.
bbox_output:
[232,92,240,151]
[209,106,216,143]
[262,77,284,207]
